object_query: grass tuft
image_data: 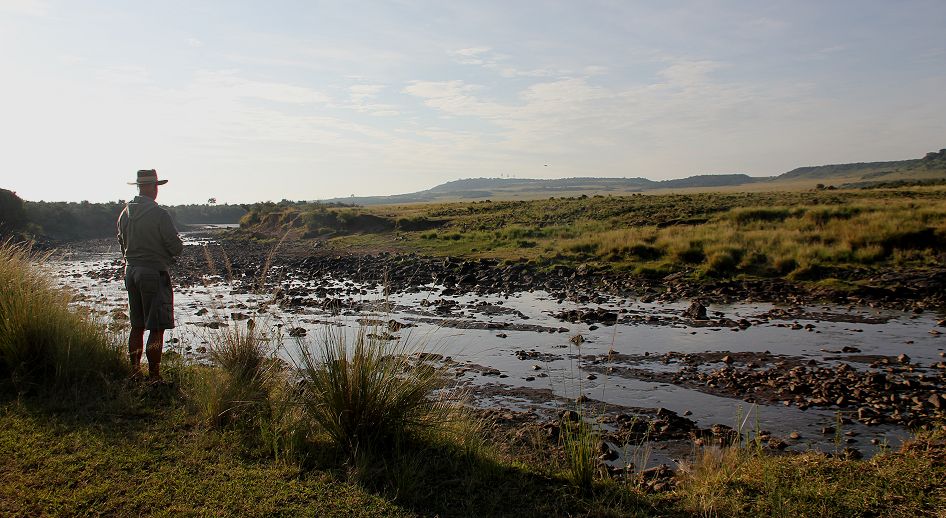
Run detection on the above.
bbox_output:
[561,412,600,492]
[178,321,307,461]
[294,326,458,456]
[0,240,126,393]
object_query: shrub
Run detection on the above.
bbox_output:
[729,207,793,225]
[702,248,743,277]
[674,244,706,264]
[773,257,798,275]
[567,243,598,255]
[0,241,127,392]
[627,243,664,261]
[805,206,862,228]
[294,326,457,455]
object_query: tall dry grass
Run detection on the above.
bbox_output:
[0,240,126,392]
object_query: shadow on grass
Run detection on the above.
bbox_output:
[335,435,663,518]
[2,386,670,517]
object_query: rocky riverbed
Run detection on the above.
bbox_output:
[47,231,946,471]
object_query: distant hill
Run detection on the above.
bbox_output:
[320,174,764,205]
[316,149,945,205]
[774,148,946,187]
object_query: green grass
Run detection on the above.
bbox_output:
[0,240,127,393]
[0,394,411,517]
[3,391,944,516]
[560,413,600,492]
[293,326,461,456]
[240,187,946,284]
[676,434,946,517]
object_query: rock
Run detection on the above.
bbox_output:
[570,334,585,345]
[561,410,581,422]
[789,431,802,440]
[841,346,861,353]
[928,394,944,410]
[683,301,708,320]
[898,353,911,364]
[598,441,619,461]
[288,327,307,337]
[857,407,879,421]
[841,447,863,460]
[721,355,733,364]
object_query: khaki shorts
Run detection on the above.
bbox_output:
[124,266,175,330]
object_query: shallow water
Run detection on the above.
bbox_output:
[47,234,946,462]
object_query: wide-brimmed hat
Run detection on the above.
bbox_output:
[129,169,168,185]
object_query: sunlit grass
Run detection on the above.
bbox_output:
[674,430,946,517]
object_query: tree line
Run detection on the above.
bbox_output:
[0,188,246,241]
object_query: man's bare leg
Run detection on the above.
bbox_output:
[129,327,145,377]
[145,330,165,380]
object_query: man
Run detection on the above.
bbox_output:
[117,169,184,381]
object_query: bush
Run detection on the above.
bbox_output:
[0,189,26,234]
[702,248,743,277]
[674,244,706,264]
[567,243,598,255]
[0,241,127,392]
[294,327,457,455]
[729,207,793,225]
[805,206,862,227]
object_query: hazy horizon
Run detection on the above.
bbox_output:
[2,0,944,205]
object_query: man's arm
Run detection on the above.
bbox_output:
[160,211,184,257]
[117,210,128,258]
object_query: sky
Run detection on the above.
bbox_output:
[1,1,944,205]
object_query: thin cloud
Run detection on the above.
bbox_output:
[0,0,49,16]
[192,70,330,105]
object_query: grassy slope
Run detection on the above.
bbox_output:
[248,187,946,284]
